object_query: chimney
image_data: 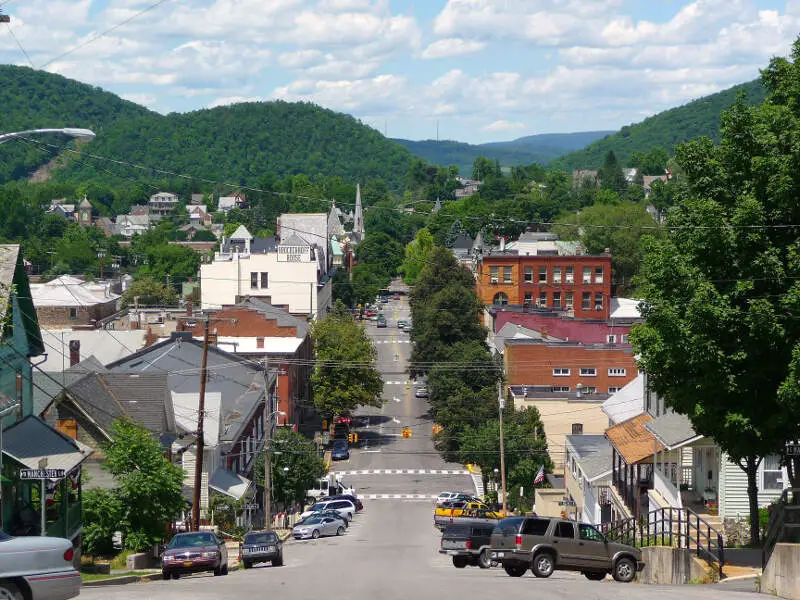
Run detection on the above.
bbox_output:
[145,327,159,347]
[500,237,506,252]
[604,248,611,255]
[69,340,80,367]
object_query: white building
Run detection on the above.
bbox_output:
[148,192,180,219]
[200,225,332,318]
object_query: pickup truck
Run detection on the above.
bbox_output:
[434,502,502,530]
[439,522,496,569]
[306,475,355,503]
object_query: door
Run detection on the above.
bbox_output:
[551,521,581,567]
[321,518,337,535]
[574,523,612,570]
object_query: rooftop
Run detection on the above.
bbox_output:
[3,416,93,473]
[610,297,642,321]
[645,411,700,450]
[31,276,120,308]
[605,413,661,465]
[602,373,644,425]
[37,330,147,372]
[565,434,613,482]
[509,385,610,403]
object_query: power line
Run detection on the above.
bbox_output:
[5,21,32,67]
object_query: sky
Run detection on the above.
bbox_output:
[1,0,799,144]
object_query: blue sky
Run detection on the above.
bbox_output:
[1,0,799,144]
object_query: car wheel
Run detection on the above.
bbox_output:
[0,583,23,600]
[337,526,345,536]
[452,556,468,569]
[272,555,283,567]
[613,557,636,583]
[312,529,321,539]
[584,571,607,581]
[478,549,492,569]
[504,564,527,577]
[173,573,180,580]
[161,570,170,580]
[222,564,229,575]
[532,552,555,578]
[243,561,251,569]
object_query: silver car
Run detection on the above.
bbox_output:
[0,532,80,599]
[293,517,346,540]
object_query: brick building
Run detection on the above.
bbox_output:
[181,298,311,427]
[31,275,120,328]
[476,243,612,320]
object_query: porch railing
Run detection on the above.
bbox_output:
[600,506,725,576]
[762,488,800,568]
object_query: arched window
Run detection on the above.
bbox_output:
[493,292,509,306]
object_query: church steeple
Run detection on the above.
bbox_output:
[354,183,364,237]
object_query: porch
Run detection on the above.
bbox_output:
[606,413,659,517]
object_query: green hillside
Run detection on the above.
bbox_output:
[553,79,767,171]
[1,66,416,189]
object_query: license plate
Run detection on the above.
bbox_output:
[446,550,460,556]
[267,546,275,551]
[183,561,193,567]
[492,552,505,558]
[442,541,465,549]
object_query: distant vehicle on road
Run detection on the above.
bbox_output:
[319,494,363,512]
[397,320,408,329]
[241,531,283,569]
[376,315,387,328]
[331,439,350,460]
[440,522,496,569]
[0,532,81,599]
[293,517,346,540]
[301,499,356,522]
[296,510,348,528]
[306,475,355,503]
[415,387,428,398]
[161,531,228,579]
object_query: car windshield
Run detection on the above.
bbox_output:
[168,533,216,548]
[244,532,278,545]
[311,503,327,511]
[333,441,347,449]
[303,518,323,525]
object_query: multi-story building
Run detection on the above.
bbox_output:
[31,276,121,328]
[147,192,180,219]
[475,241,613,320]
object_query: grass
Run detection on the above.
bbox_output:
[80,570,155,583]
[110,550,135,570]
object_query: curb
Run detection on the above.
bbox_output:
[466,464,481,475]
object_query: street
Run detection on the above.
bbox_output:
[80,296,764,600]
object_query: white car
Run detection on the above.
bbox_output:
[301,499,356,522]
[0,532,80,599]
[436,491,459,505]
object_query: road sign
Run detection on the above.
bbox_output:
[19,468,65,480]
[216,504,230,511]
[786,444,800,456]
[243,503,259,510]
[558,499,576,507]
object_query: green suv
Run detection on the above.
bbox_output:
[490,516,643,582]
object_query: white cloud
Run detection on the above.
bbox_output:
[482,120,525,132]
[208,96,264,108]
[421,38,486,59]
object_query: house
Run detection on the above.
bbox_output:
[31,275,120,328]
[277,213,332,271]
[191,194,204,206]
[46,199,76,221]
[455,177,481,199]
[0,245,92,545]
[187,205,212,227]
[200,225,333,319]
[623,168,639,184]
[114,214,150,238]
[180,298,311,426]
[642,175,669,198]
[106,333,277,520]
[217,193,246,213]
[564,435,614,525]
[572,170,599,187]
[451,233,475,270]
[148,192,180,219]
[34,331,148,373]
[475,239,613,320]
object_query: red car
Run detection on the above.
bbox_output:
[161,532,229,579]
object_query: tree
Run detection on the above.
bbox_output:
[631,43,800,543]
[103,418,185,551]
[191,229,218,242]
[310,300,383,417]
[332,267,356,308]
[137,243,201,284]
[599,150,627,193]
[253,428,326,507]
[355,232,404,277]
[82,488,123,556]
[121,277,178,307]
[399,228,435,285]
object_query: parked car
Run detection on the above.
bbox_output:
[333,423,349,440]
[436,491,459,505]
[296,510,348,528]
[331,439,350,460]
[319,494,364,512]
[301,499,356,521]
[0,532,81,599]
[293,517,346,540]
[397,320,408,329]
[376,316,387,328]
[440,522,496,569]
[161,531,229,579]
[415,387,428,398]
[490,516,643,581]
[241,531,283,569]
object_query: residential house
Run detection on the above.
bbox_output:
[114,214,150,238]
[217,193,246,213]
[643,175,669,198]
[451,233,475,270]
[46,199,76,221]
[31,275,121,328]
[148,192,180,219]
[191,194,204,206]
[180,298,311,426]
[188,205,212,227]
[564,434,614,525]
[623,168,639,184]
[34,331,148,373]
[107,333,277,520]
[455,177,481,199]
[200,225,333,319]
[572,170,599,187]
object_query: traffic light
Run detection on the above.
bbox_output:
[322,420,328,431]
[348,433,354,443]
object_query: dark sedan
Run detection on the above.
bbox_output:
[161,532,228,579]
[331,439,350,460]
[241,531,283,569]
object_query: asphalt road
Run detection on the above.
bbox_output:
[81,296,765,599]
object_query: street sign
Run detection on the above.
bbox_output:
[19,468,65,480]
[216,504,230,511]
[786,444,800,457]
[558,499,576,507]
[243,503,259,510]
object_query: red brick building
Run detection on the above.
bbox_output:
[493,308,637,347]
[476,246,613,320]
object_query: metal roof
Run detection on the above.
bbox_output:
[644,411,701,450]
[3,416,93,474]
[209,467,253,500]
[565,435,613,482]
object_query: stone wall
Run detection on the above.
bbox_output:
[763,543,800,599]
[639,547,709,584]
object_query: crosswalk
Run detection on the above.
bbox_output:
[384,380,411,386]
[374,340,411,344]
[360,494,439,500]
[331,469,469,476]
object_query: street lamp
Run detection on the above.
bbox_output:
[0,128,96,145]
[264,410,286,531]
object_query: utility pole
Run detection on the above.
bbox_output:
[498,382,508,516]
[264,360,273,531]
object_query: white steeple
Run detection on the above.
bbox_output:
[354,183,364,236]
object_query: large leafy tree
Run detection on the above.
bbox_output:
[631,42,800,544]
[253,428,326,507]
[103,419,185,551]
[399,228,435,285]
[356,232,404,278]
[311,300,383,417]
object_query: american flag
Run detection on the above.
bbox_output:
[534,465,545,485]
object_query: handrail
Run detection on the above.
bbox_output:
[762,488,800,568]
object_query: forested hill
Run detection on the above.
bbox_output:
[552,79,768,171]
[1,66,416,189]
[0,65,155,183]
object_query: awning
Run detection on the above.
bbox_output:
[3,416,93,476]
[208,468,253,500]
[605,413,661,465]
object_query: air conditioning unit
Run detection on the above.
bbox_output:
[490,278,499,284]
[536,299,545,307]
[565,304,573,309]
[595,304,603,311]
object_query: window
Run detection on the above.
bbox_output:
[580,368,596,376]
[594,266,604,284]
[571,423,583,435]
[763,455,784,491]
[621,334,629,344]
[551,386,570,392]
[521,518,550,536]
[524,267,533,283]
[553,267,562,284]
[608,368,627,377]
[582,267,592,284]
[523,292,533,306]
[565,292,574,308]
[553,292,562,308]
[571,457,578,477]
[493,292,509,306]
[56,419,78,439]
[256,337,264,349]
[608,387,622,393]
[490,266,499,283]
[538,292,547,307]
[260,272,269,288]
[579,524,605,542]
[502,266,513,284]
[68,307,78,320]
[607,334,617,344]
[250,272,258,289]
[582,292,591,309]
[565,266,574,284]
[552,368,571,377]
[595,293,604,311]
[584,386,597,394]
[538,266,547,283]
[554,522,575,539]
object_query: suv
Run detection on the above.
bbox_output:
[440,523,496,569]
[490,516,643,582]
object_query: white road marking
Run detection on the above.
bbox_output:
[360,494,440,500]
[331,469,470,476]
[393,397,401,403]
[384,381,410,385]
[392,417,401,423]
